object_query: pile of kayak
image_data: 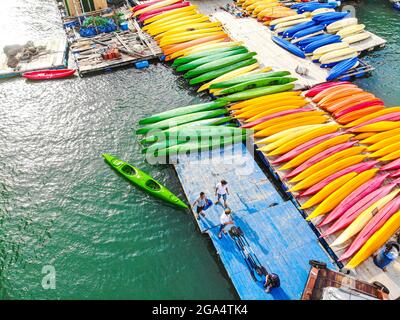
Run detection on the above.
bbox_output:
[237,80,400,269]
[238,0,372,81]
[132,0,298,97]
[137,100,252,156]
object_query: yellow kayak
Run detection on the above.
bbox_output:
[134,0,182,17]
[143,11,198,31]
[362,128,400,145]
[379,150,400,162]
[337,24,366,38]
[159,31,226,47]
[279,133,354,170]
[352,121,400,133]
[289,146,366,183]
[240,99,308,120]
[367,133,400,152]
[154,22,222,40]
[269,13,308,26]
[252,3,281,16]
[344,107,400,128]
[148,16,211,36]
[252,110,326,131]
[288,154,367,192]
[197,63,261,92]
[369,141,400,159]
[346,210,400,269]
[143,5,199,24]
[257,124,327,145]
[254,116,328,138]
[300,172,358,210]
[230,91,301,110]
[305,168,378,220]
[332,189,400,247]
[267,124,340,156]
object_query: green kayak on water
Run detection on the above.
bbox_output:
[141,117,234,143]
[217,83,295,102]
[172,45,244,67]
[189,58,258,85]
[136,109,229,134]
[184,52,257,79]
[218,77,298,95]
[209,71,292,89]
[139,100,228,125]
[102,154,188,209]
[154,133,249,157]
[175,47,248,72]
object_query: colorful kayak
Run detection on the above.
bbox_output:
[218,77,297,95]
[304,81,351,97]
[22,69,75,80]
[333,99,385,119]
[346,210,400,268]
[344,107,400,128]
[305,168,378,221]
[136,109,228,134]
[340,196,400,261]
[326,57,359,81]
[321,182,399,236]
[301,160,379,198]
[210,71,291,89]
[318,172,389,227]
[139,101,228,125]
[102,154,188,209]
[381,158,400,171]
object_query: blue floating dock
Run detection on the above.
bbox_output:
[173,143,335,300]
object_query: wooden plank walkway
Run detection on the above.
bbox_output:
[173,143,334,300]
[0,37,67,78]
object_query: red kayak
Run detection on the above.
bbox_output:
[22,69,75,80]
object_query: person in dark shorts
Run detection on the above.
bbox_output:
[264,273,280,293]
[192,192,208,220]
[218,208,233,239]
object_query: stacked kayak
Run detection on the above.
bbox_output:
[237,0,298,23]
[137,101,252,156]
[102,154,188,209]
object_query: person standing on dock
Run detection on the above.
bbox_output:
[192,192,209,220]
[373,242,399,272]
[215,180,229,208]
[264,273,280,293]
[218,208,234,239]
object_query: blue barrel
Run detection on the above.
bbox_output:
[120,22,129,31]
[135,61,149,69]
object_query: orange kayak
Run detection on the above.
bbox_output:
[353,132,377,141]
[162,34,229,55]
[318,88,364,108]
[336,106,386,124]
[325,93,375,113]
[312,84,357,103]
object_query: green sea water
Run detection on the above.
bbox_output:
[0,0,399,300]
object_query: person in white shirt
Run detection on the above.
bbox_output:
[218,208,234,239]
[215,179,229,208]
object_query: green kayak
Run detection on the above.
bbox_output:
[209,71,291,89]
[102,154,188,209]
[136,109,229,134]
[154,133,248,157]
[217,83,295,102]
[189,58,258,86]
[175,47,248,72]
[184,52,257,79]
[141,116,234,144]
[142,126,251,152]
[139,100,228,125]
[172,45,244,67]
[219,77,298,95]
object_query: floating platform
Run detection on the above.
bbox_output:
[191,0,385,89]
[0,38,68,79]
[71,29,162,77]
[173,143,334,300]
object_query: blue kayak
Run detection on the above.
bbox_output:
[272,36,306,58]
[304,35,341,54]
[297,34,333,48]
[297,3,339,14]
[292,25,325,40]
[283,20,317,38]
[312,12,349,23]
[326,57,359,81]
